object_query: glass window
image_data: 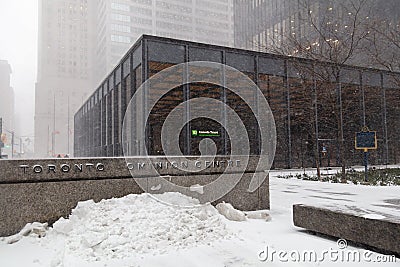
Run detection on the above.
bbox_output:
[148,86,185,155]
[135,65,142,90]
[362,71,381,87]
[104,81,109,95]
[314,65,338,82]
[111,24,131,33]
[132,45,142,70]
[124,74,131,109]
[125,65,142,156]
[109,73,114,90]
[131,17,152,25]
[111,13,131,22]
[340,68,360,84]
[131,0,151,5]
[258,56,285,76]
[288,72,315,168]
[147,42,185,155]
[287,60,314,79]
[111,34,131,44]
[123,55,131,78]
[189,47,222,62]
[107,92,113,147]
[116,66,121,85]
[190,83,224,155]
[95,89,99,103]
[111,2,130,11]
[225,52,254,73]
[226,87,258,155]
[101,91,107,149]
[386,87,400,163]
[316,78,340,166]
[148,41,185,64]
[383,73,399,89]
[258,72,287,167]
[224,61,258,154]
[363,72,384,164]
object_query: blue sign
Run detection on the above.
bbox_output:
[355,131,377,150]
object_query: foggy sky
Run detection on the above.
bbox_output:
[0,0,38,137]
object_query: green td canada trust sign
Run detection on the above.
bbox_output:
[191,129,220,137]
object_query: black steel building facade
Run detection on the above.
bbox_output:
[74,35,400,169]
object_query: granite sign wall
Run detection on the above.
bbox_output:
[0,156,268,236]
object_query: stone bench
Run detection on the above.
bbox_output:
[293,204,400,257]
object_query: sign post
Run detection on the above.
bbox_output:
[355,126,377,182]
[363,148,368,181]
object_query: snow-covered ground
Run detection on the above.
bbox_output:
[1,170,399,267]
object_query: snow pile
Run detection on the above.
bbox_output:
[245,210,272,221]
[361,213,386,220]
[7,193,232,262]
[2,222,48,244]
[216,203,247,222]
[189,184,204,194]
[215,203,272,222]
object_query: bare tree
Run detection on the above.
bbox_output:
[265,0,372,63]
[364,1,400,73]
[255,0,378,181]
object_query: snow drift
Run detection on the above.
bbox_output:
[3,192,233,262]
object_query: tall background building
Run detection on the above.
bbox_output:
[0,60,14,131]
[0,60,15,157]
[35,0,234,157]
[92,0,234,85]
[234,0,295,51]
[35,0,94,157]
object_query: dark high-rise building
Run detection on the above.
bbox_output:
[234,0,400,54]
[74,35,400,169]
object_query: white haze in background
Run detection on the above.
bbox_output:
[0,0,38,137]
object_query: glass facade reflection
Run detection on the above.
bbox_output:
[75,35,400,169]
